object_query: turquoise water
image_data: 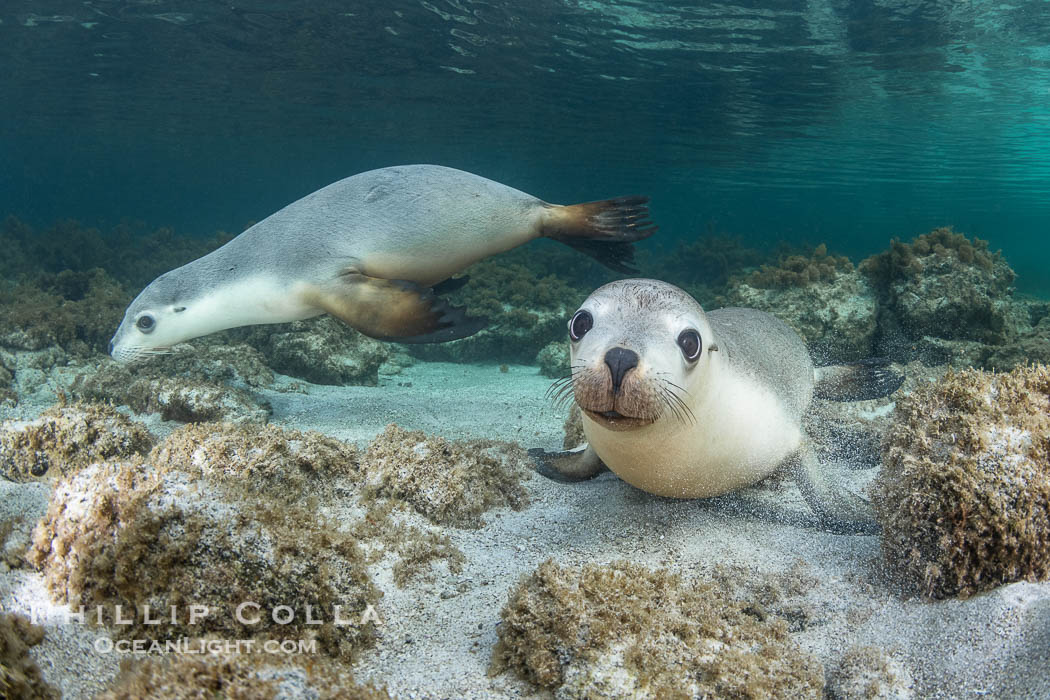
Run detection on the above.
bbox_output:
[2,1,1048,291]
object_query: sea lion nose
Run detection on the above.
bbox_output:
[604,347,639,394]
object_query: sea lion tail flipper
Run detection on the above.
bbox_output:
[307,273,487,343]
[541,196,658,273]
[528,444,608,483]
[814,358,905,402]
[790,445,879,535]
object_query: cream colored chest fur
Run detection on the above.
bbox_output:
[584,369,803,499]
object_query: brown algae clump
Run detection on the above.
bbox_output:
[98,652,391,700]
[491,560,824,698]
[743,243,853,290]
[351,502,466,587]
[28,459,380,660]
[149,422,360,500]
[827,646,914,700]
[0,401,154,480]
[872,364,1050,598]
[362,424,530,528]
[0,612,58,699]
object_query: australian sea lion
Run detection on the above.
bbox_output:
[534,279,904,533]
[110,164,655,362]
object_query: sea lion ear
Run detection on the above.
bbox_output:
[302,272,487,344]
[708,344,719,352]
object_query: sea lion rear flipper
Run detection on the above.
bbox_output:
[528,444,608,483]
[789,445,879,535]
[309,272,487,343]
[541,196,657,274]
[814,358,905,402]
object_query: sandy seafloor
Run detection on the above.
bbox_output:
[3,360,1050,699]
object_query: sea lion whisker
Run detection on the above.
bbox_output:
[657,387,680,423]
[659,386,688,424]
[545,376,575,400]
[658,382,695,425]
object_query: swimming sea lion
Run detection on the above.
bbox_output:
[533,279,904,533]
[109,164,656,362]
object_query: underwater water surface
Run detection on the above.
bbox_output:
[1,0,1048,291]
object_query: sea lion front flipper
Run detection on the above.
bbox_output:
[789,444,879,535]
[308,273,487,343]
[528,444,608,483]
[814,358,905,402]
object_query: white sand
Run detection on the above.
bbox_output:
[3,360,1049,698]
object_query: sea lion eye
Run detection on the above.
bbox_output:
[677,329,701,361]
[569,310,593,342]
[136,314,156,333]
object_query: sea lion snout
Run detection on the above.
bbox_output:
[604,347,639,394]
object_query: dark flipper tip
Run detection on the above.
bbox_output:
[543,195,658,273]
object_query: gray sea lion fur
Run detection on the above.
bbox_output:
[110,165,656,362]
[534,279,903,534]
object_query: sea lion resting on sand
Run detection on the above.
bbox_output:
[534,279,904,534]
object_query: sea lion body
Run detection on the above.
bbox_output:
[589,307,812,498]
[536,279,903,533]
[110,165,655,362]
[214,165,542,288]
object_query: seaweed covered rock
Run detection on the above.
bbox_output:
[726,245,878,362]
[913,301,1050,371]
[238,316,390,385]
[491,560,824,698]
[872,365,1050,598]
[0,268,130,357]
[72,354,272,424]
[861,228,1024,349]
[362,424,530,528]
[0,401,154,480]
[0,216,234,292]
[827,646,914,700]
[28,459,380,660]
[982,310,1050,370]
[0,612,58,700]
[407,259,586,364]
[98,651,391,700]
[536,340,570,379]
[149,422,360,500]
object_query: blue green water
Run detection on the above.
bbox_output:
[2,1,1048,291]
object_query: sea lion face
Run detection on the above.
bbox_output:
[109,271,199,362]
[566,279,715,432]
